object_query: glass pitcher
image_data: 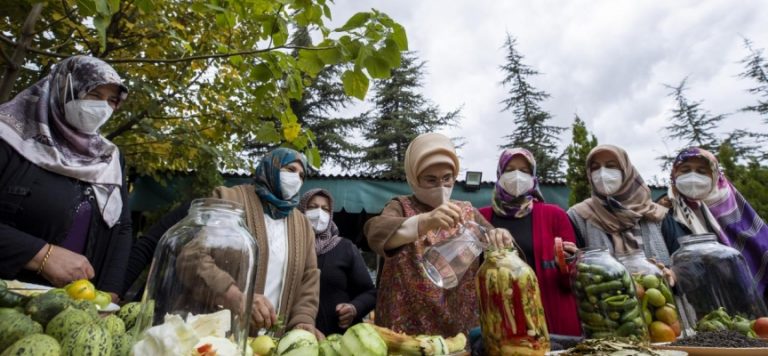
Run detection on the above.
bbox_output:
[132,198,257,355]
[420,221,487,289]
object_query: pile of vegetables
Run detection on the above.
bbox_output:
[632,274,680,342]
[695,307,768,339]
[572,262,647,340]
[0,284,139,356]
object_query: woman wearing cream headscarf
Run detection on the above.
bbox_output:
[567,145,684,266]
[364,132,512,337]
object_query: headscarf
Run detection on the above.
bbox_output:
[571,145,668,254]
[404,132,459,191]
[491,148,544,218]
[253,147,307,219]
[298,188,342,255]
[671,147,768,296]
[0,55,128,227]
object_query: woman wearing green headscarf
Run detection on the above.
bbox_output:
[124,148,322,338]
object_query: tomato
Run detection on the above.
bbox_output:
[753,317,768,338]
[65,279,96,301]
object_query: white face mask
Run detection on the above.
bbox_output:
[279,171,302,199]
[675,172,713,200]
[591,167,623,196]
[499,170,534,197]
[305,208,330,232]
[414,185,453,208]
[63,74,113,134]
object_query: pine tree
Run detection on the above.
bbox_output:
[498,34,566,181]
[739,39,768,122]
[565,115,598,206]
[658,78,726,169]
[361,52,460,178]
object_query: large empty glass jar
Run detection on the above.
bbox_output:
[133,198,257,356]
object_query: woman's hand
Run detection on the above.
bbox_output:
[295,323,325,341]
[418,202,464,235]
[336,303,357,329]
[215,284,244,312]
[251,294,277,330]
[485,228,514,249]
[26,244,95,287]
[563,241,579,256]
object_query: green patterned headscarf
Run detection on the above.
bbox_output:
[253,148,307,219]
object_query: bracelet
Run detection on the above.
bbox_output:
[36,245,54,275]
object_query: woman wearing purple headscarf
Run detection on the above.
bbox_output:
[0,56,131,300]
[297,189,376,336]
[478,148,581,336]
[669,147,768,300]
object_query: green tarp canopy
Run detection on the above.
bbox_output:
[129,174,667,214]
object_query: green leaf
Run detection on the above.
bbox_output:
[341,69,369,100]
[229,55,243,66]
[107,0,120,14]
[94,0,110,15]
[251,63,272,81]
[76,0,97,16]
[380,38,402,67]
[364,56,391,79]
[317,46,342,65]
[305,146,322,170]
[272,18,288,46]
[297,50,324,77]
[93,15,110,52]
[135,0,154,12]
[336,12,371,31]
[256,122,281,143]
[392,23,408,50]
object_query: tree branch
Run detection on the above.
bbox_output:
[0,33,70,59]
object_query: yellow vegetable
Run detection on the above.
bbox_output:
[65,279,96,301]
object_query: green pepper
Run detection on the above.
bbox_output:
[585,280,624,295]
[658,282,674,303]
[579,301,595,312]
[579,311,605,325]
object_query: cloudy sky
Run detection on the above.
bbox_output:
[326,0,768,184]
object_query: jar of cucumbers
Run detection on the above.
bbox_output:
[616,250,681,342]
[571,248,648,341]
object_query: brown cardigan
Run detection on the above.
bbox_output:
[176,184,320,333]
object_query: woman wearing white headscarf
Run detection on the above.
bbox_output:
[364,132,512,337]
[0,55,131,299]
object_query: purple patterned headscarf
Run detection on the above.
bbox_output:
[0,55,128,227]
[298,188,342,255]
[491,148,544,218]
[672,147,768,296]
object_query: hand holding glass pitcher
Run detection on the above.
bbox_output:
[417,201,514,249]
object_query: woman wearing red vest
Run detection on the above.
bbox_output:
[479,148,581,336]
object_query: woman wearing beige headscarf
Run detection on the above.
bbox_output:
[364,132,512,337]
[567,145,684,266]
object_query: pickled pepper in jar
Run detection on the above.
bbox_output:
[477,247,549,356]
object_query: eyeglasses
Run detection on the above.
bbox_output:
[420,174,455,188]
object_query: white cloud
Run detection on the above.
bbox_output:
[327,0,768,183]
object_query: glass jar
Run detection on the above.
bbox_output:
[132,199,258,355]
[616,250,681,342]
[671,234,767,334]
[571,248,648,341]
[477,247,549,356]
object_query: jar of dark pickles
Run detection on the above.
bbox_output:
[671,234,767,333]
[571,248,648,340]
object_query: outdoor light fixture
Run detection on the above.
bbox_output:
[464,171,482,191]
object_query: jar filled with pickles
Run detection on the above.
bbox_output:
[616,250,681,342]
[671,233,767,334]
[477,247,549,356]
[571,248,648,341]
